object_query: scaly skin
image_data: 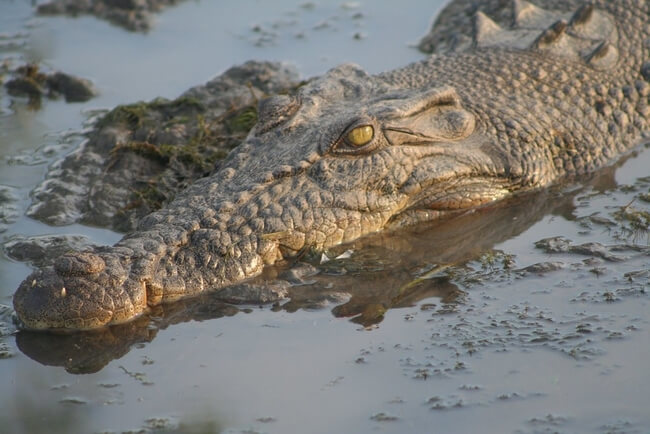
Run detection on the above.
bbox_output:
[14,0,650,330]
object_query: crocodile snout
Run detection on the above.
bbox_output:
[13,253,146,331]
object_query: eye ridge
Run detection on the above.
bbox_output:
[254,95,301,135]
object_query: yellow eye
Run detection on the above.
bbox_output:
[346,125,374,146]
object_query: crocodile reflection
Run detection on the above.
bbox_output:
[14,175,618,374]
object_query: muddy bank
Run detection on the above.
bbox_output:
[3,63,96,109]
[26,61,299,232]
[37,0,187,32]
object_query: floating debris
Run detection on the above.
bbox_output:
[369,412,399,422]
[58,397,87,405]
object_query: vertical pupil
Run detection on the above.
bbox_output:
[347,125,374,146]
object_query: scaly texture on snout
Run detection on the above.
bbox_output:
[14,252,145,330]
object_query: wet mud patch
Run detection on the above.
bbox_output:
[0,305,16,360]
[242,1,369,47]
[0,185,20,234]
[3,62,96,109]
[4,234,96,268]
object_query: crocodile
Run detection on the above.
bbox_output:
[16,186,592,374]
[13,0,650,330]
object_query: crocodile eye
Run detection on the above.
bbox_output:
[346,125,374,146]
[330,121,380,156]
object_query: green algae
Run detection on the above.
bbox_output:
[111,141,170,163]
[225,105,258,134]
[125,183,169,212]
[106,97,259,217]
[612,200,650,241]
[97,96,204,129]
[477,249,515,271]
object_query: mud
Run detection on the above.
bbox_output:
[36,0,187,32]
[2,62,96,109]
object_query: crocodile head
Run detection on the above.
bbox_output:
[240,64,513,232]
[13,64,516,331]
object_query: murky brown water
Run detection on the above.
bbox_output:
[1,1,649,433]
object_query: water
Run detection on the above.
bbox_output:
[1,1,649,433]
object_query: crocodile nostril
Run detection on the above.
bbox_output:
[54,252,106,276]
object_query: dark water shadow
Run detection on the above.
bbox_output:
[14,160,626,374]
